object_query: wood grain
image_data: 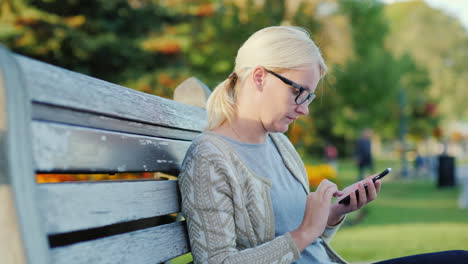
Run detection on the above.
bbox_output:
[32,121,191,173]
[50,222,189,264]
[38,180,180,234]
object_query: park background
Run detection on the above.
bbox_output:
[1,0,467,263]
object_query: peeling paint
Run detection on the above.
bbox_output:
[117,165,127,172]
[33,122,71,170]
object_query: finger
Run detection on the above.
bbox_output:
[320,182,338,198]
[357,183,367,207]
[349,187,358,209]
[316,179,331,192]
[366,174,377,181]
[317,181,338,202]
[317,179,335,195]
[366,178,377,201]
[375,179,382,193]
[324,187,339,203]
[333,191,344,197]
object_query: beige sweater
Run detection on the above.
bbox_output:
[179,132,347,264]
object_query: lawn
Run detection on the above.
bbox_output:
[171,159,468,263]
[329,160,468,263]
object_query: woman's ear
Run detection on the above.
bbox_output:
[252,66,266,91]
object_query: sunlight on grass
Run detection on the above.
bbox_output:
[171,159,467,263]
[170,253,192,264]
[331,223,468,262]
[329,160,468,262]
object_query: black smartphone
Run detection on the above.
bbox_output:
[338,168,392,206]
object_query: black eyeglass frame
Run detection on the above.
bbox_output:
[265,69,316,105]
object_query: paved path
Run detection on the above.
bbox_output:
[457,165,468,209]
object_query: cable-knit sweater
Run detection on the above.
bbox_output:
[179,132,347,264]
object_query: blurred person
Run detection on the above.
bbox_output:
[355,128,374,181]
[178,26,467,264]
[325,143,338,171]
[414,150,425,178]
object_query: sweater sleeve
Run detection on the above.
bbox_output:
[179,152,300,264]
[322,215,346,243]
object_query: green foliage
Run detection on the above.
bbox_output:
[385,0,468,120]
[0,0,207,97]
[334,0,398,139]
[187,0,321,88]
[1,0,458,157]
[341,0,388,58]
[325,0,433,151]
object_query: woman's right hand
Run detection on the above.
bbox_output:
[290,179,340,251]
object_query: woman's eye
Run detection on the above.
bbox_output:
[292,87,301,95]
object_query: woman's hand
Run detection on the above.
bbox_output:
[291,179,341,251]
[327,175,382,226]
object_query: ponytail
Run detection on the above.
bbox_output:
[206,72,239,130]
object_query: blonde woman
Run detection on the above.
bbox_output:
[178,26,467,264]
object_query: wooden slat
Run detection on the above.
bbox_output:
[0,46,51,263]
[15,54,208,132]
[38,180,180,234]
[50,221,189,264]
[32,102,201,141]
[32,121,191,173]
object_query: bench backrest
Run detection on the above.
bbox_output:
[0,45,210,264]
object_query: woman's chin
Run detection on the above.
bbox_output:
[265,120,290,133]
[274,124,290,133]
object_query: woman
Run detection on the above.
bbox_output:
[178,26,467,264]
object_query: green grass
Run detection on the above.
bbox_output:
[172,159,468,263]
[331,223,468,262]
[170,254,192,264]
[329,160,468,262]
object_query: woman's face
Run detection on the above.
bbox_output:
[259,65,320,133]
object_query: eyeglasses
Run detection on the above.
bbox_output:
[265,69,316,105]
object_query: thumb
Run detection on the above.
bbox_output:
[333,191,344,197]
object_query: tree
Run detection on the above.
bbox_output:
[0,0,212,97]
[385,0,468,121]
[333,0,400,139]
[186,0,321,89]
[318,0,432,158]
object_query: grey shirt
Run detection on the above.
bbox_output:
[219,134,339,264]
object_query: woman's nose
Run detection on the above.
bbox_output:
[296,102,309,116]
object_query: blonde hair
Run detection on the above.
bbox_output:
[206,26,327,130]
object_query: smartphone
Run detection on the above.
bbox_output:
[338,168,392,205]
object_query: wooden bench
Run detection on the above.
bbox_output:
[0,45,211,264]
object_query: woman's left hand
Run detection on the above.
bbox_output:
[327,175,382,226]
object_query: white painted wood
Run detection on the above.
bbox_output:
[32,121,191,173]
[2,48,199,263]
[50,222,190,264]
[38,180,180,234]
[15,54,207,132]
[173,77,211,108]
[0,185,27,264]
[32,103,200,141]
[0,46,50,263]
